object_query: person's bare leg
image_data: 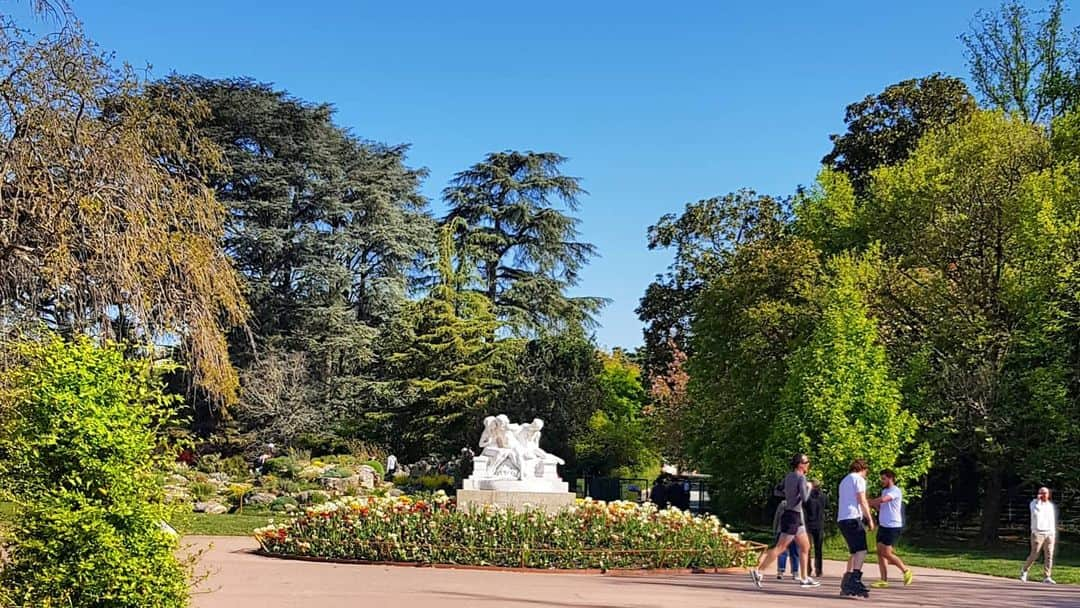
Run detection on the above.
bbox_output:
[851,549,867,572]
[876,544,888,581]
[796,533,811,580]
[757,535,793,573]
[884,546,908,573]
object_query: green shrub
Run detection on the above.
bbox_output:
[418,474,455,492]
[0,335,190,607]
[268,496,299,512]
[263,456,300,478]
[362,460,385,476]
[299,491,330,505]
[189,482,218,502]
[321,466,353,479]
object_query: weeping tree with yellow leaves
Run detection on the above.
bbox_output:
[0,16,247,401]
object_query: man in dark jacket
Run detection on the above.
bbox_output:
[803,479,827,578]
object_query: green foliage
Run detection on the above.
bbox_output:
[384,224,514,459]
[575,352,658,478]
[196,454,250,481]
[822,74,976,194]
[444,150,605,333]
[962,0,1080,123]
[0,335,190,607]
[263,457,300,478]
[189,482,219,502]
[362,460,386,476]
[765,250,932,491]
[322,467,353,479]
[268,496,299,512]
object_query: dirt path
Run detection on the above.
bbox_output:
[187,536,1079,608]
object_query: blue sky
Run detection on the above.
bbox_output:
[52,1,1000,348]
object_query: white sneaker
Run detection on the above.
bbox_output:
[1020,570,1028,582]
[750,570,763,589]
[800,577,821,588]
[1043,577,1057,585]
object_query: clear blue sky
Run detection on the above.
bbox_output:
[53,0,999,349]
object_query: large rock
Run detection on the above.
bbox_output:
[357,465,376,489]
[194,501,229,515]
[245,492,277,507]
[319,475,360,492]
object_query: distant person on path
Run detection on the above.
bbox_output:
[804,479,827,578]
[868,469,912,588]
[772,499,801,580]
[1021,487,1058,584]
[837,459,874,598]
[386,454,398,479]
[749,453,821,589]
[650,474,670,509]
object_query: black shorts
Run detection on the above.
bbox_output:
[779,510,803,536]
[876,526,902,547]
[838,518,868,554]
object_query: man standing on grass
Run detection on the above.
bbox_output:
[1021,487,1057,584]
[868,469,912,588]
[749,453,821,589]
[837,459,874,597]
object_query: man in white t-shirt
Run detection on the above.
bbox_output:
[837,459,874,597]
[1021,487,1057,584]
[868,469,912,588]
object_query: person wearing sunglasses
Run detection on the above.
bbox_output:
[749,454,821,589]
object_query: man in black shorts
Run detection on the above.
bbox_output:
[837,459,875,597]
[749,454,820,588]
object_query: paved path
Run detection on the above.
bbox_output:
[188,536,1079,608]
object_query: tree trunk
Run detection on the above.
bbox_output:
[979,468,1003,545]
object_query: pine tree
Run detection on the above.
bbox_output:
[387,223,510,459]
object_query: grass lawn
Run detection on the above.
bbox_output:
[740,525,1079,585]
[171,510,278,537]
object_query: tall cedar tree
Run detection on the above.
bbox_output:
[443,151,604,334]
[160,76,433,440]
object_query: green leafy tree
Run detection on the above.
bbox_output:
[823,74,976,195]
[962,0,1080,124]
[867,110,1066,542]
[0,335,190,607]
[765,250,932,492]
[444,151,605,333]
[495,330,604,477]
[639,190,792,377]
[575,351,658,478]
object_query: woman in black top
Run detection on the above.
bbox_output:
[804,480,827,578]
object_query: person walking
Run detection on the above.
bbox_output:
[772,499,801,580]
[749,454,821,589]
[1021,487,1057,584]
[803,479,827,578]
[837,459,874,598]
[868,469,912,588]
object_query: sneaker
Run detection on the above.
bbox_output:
[903,569,913,586]
[777,573,783,580]
[1020,570,1028,583]
[1043,577,1057,585]
[750,570,763,589]
[871,580,890,589]
[791,574,799,581]
[800,577,821,588]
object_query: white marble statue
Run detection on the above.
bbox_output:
[463,414,569,493]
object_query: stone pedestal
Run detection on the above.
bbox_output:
[456,489,577,515]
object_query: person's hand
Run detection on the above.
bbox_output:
[868,519,876,531]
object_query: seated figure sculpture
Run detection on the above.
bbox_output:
[463,414,569,492]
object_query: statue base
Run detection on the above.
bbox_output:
[456,489,577,515]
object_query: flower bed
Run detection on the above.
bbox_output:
[254,493,757,570]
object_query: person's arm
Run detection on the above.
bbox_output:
[857,482,874,530]
[1030,499,1038,533]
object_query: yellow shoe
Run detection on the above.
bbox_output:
[871,580,890,589]
[903,569,913,586]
